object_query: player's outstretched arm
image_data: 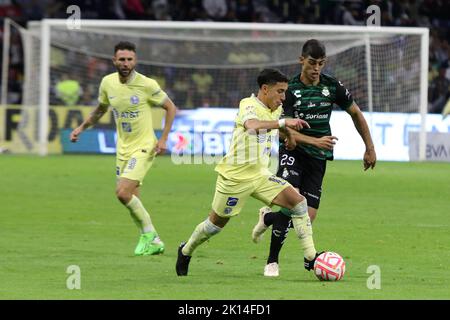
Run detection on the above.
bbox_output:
[244,118,310,132]
[346,102,376,170]
[70,103,109,142]
[154,97,177,155]
[288,131,338,150]
[280,129,337,150]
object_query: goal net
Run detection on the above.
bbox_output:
[9,20,429,157]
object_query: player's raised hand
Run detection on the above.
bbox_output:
[285,118,310,131]
[314,136,338,150]
[363,147,376,171]
[70,127,83,143]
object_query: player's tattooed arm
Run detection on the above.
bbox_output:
[84,103,109,129]
[70,103,109,143]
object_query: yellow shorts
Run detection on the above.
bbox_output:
[212,173,291,218]
[116,149,155,185]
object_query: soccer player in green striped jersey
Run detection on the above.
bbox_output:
[176,69,323,276]
[252,39,377,277]
[70,41,177,256]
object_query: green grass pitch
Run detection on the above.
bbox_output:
[0,155,449,300]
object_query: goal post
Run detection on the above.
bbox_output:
[1,18,11,107]
[17,20,429,158]
[39,20,51,157]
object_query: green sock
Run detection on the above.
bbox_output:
[280,207,292,217]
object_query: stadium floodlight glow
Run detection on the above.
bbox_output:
[9,20,428,159]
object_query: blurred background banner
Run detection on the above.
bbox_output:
[60,128,116,154]
[0,105,165,154]
[409,131,450,162]
[52,108,450,161]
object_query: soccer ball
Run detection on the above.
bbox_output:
[314,251,346,281]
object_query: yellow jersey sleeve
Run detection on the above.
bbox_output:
[237,101,259,127]
[147,78,168,107]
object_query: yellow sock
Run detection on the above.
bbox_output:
[126,195,155,234]
[182,219,221,256]
[291,215,316,260]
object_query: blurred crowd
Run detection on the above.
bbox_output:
[1,0,449,113]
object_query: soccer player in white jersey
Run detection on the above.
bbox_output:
[70,41,177,256]
[176,68,323,276]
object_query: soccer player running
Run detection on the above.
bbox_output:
[252,39,377,277]
[70,41,177,256]
[176,68,324,276]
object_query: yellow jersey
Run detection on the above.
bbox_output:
[215,94,282,181]
[98,71,167,158]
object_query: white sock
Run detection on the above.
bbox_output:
[290,198,308,217]
[290,199,316,260]
[182,218,222,256]
[126,195,156,234]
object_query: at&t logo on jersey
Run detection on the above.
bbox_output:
[120,111,139,119]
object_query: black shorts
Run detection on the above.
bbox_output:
[276,146,327,209]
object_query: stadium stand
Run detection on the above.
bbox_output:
[1,0,449,113]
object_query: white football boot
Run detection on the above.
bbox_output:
[252,206,272,243]
[264,262,280,277]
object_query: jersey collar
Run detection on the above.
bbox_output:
[125,70,137,84]
[252,93,271,111]
[118,70,138,85]
[297,73,322,86]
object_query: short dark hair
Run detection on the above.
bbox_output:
[114,41,136,54]
[301,39,326,59]
[257,68,289,87]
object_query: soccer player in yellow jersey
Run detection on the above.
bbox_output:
[255,39,376,277]
[70,41,177,256]
[176,69,322,276]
